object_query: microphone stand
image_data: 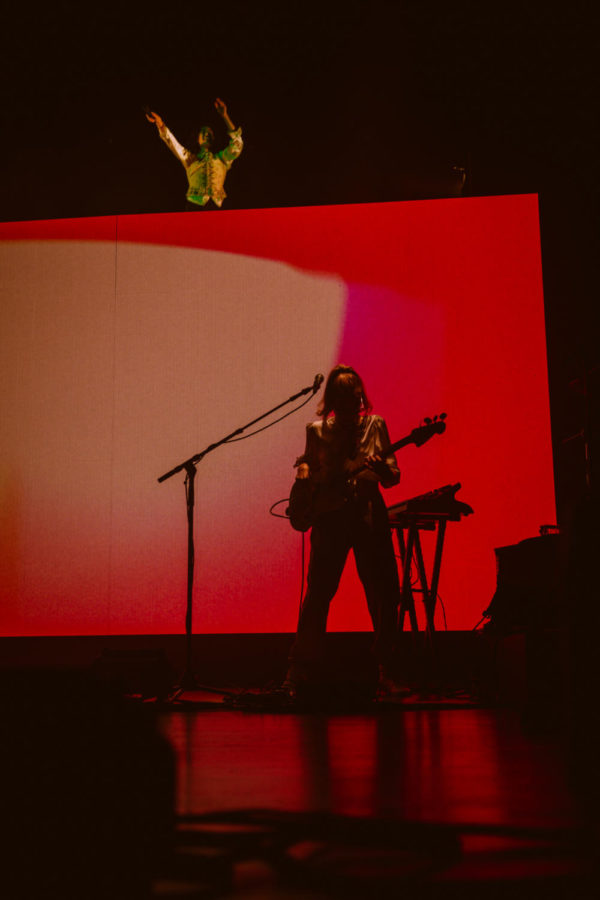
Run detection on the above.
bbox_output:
[158,376,321,699]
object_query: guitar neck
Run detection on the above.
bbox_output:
[349,435,412,478]
[345,419,445,480]
[387,435,413,454]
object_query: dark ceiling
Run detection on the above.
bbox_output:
[2,2,596,216]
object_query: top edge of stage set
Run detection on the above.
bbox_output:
[0,193,540,226]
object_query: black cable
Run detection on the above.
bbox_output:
[269,498,290,519]
[223,392,316,444]
[410,547,423,590]
[436,592,448,630]
[298,532,306,628]
[393,549,419,589]
[267,499,306,629]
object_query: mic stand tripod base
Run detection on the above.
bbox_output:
[166,664,199,703]
[166,670,237,706]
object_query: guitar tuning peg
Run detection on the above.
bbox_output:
[440,413,447,419]
[424,417,432,425]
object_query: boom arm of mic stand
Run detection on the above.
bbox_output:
[157,380,317,483]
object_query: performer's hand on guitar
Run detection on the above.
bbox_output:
[295,463,310,481]
[364,454,390,481]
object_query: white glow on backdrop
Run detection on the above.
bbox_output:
[1,239,345,634]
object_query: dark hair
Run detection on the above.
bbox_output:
[317,364,373,420]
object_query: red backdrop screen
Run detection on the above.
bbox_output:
[0,196,555,635]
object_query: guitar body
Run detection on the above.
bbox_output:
[287,478,315,533]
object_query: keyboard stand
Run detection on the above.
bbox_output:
[390,513,450,636]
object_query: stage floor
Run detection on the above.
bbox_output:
[160,705,574,825]
[2,662,592,898]
[154,703,589,897]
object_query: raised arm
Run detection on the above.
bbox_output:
[213,98,243,165]
[214,98,236,132]
[145,110,191,167]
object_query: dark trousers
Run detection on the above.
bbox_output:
[290,493,400,673]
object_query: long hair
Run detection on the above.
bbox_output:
[317,365,373,421]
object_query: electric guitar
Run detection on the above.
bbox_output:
[287,414,447,532]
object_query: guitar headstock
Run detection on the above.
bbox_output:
[410,413,447,446]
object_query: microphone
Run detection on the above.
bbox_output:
[312,373,324,393]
